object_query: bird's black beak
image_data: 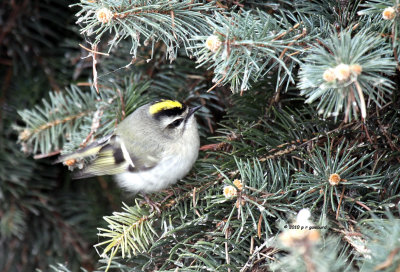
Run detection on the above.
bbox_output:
[187,105,202,118]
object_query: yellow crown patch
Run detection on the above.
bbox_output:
[149,100,183,115]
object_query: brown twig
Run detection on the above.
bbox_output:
[336,186,345,220]
[192,187,197,208]
[257,213,263,239]
[116,88,125,120]
[278,27,307,59]
[333,192,371,211]
[80,108,104,148]
[374,248,400,271]
[259,145,297,161]
[288,46,312,56]
[79,44,109,94]
[92,44,99,94]
[377,119,400,153]
[362,122,373,145]
[206,0,228,9]
[113,4,212,18]
[79,44,110,56]
[33,150,61,160]
[20,111,90,141]
[192,187,201,217]
[258,121,356,162]
[76,82,108,89]
[272,23,301,41]
[170,10,177,39]
[207,75,226,93]
[163,179,219,210]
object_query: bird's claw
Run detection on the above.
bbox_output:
[141,194,161,214]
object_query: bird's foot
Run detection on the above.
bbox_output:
[141,194,161,214]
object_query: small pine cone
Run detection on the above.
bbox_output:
[382,7,396,20]
[96,7,113,24]
[205,35,222,53]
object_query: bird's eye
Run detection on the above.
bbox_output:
[168,118,184,129]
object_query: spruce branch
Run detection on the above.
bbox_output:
[94,176,226,271]
[359,0,400,62]
[17,85,98,155]
[298,27,396,121]
[206,157,292,244]
[192,10,308,93]
[293,138,382,221]
[295,0,362,29]
[95,202,157,271]
[358,209,400,271]
[74,0,218,60]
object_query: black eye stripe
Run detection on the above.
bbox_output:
[168,118,184,128]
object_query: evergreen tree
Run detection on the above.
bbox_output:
[2,0,400,271]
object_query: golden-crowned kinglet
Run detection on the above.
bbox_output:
[57,100,201,193]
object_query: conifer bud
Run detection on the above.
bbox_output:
[223,185,237,198]
[329,173,341,186]
[322,68,336,82]
[334,63,351,81]
[19,129,31,141]
[350,64,362,76]
[233,179,243,191]
[96,7,113,24]
[382,7,396,20]
[205,35,222,52]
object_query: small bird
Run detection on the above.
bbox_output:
[57,100,201,194]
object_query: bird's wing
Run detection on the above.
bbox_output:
[54,135,113,164]
[56,134,157,179]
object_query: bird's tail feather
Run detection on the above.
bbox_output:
[55,134,132,179]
